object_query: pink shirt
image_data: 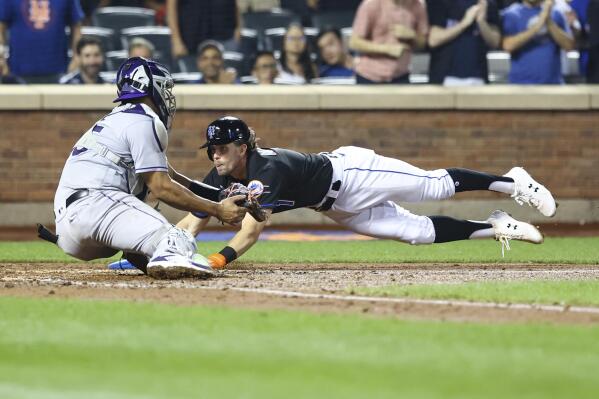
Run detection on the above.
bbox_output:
[353,0,428,82]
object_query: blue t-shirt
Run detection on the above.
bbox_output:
[319,64,354,78]
[502,3,567,84]
[0,0,84,76]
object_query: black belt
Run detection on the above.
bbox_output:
[65,189,90,208]
[315,180,341,212]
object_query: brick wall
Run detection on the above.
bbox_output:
[1,109,598,202]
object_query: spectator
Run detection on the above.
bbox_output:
[195,40,238,84]
[0,49,24,84]
[60,37,106,84]
[316,27,354,77]
[251,51,279,84]
[570,0,590,77]
[587,0,599,82]
[238,0,280,12]
[128,37,155,59]
[427,0,501,86]
[502,0,575,84]
[554,0,581,77]
[167,0,241,58]
[96,0,166,24]
[279,23,318,84]
[0,0,84,83]
[350,0,428,84]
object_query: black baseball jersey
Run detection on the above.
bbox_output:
[203,148,333,214]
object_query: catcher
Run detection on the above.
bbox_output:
[173,116,556,269]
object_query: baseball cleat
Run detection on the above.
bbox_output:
[147,254,215,279]
[487,210,544,257]
[107,259,136,270]
[504,167,556,217]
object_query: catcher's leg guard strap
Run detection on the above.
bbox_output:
[189,181,220,202]
[37,223,58,244]
[430,216,492,243]
[123,252,149,274]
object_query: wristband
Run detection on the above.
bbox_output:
[219,246,238,264]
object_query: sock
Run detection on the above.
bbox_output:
[430,216,493,243]
[447,168,514,194]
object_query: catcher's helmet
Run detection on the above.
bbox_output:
[201,116,254,160]
[114,57,176,130]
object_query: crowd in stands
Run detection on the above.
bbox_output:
[0,0,597,85]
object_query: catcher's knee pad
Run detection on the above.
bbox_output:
[151,226,197,259]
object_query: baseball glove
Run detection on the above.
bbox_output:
[219,182,267,222]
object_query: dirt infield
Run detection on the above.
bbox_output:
[2,262,599,325]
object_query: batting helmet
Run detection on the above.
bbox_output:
[201,116,255,160]
[114,57,176,130]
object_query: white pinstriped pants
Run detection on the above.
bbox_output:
[323,147,456,244]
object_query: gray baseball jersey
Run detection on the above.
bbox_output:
[54,103,172,261]
[55,102,168,206]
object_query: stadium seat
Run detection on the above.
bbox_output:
[223,51,246,76]
[487,51,510,83]
[176,55,198,73]
[311,77,356,85]
[239,28,259,57]
[564,51,582,82]
[240,75,258,84]
[311,10,356,30]
[243,8,299,33]
[105,50,128,71]
[120,26,172,68]
[408,52,430,84]
[99,71,117,83]
[171,72,202,84]
[92,7,155,50]
[81,26,116,52]
[92,7,155,31]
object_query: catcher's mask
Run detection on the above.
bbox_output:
[114,57,176,130]
[201,116,255,161]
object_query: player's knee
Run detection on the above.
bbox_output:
[396,219,436,245]
[422,170,456,201]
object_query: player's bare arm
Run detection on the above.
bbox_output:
[177,213,211,236]
[208,209,272,269]
[142,170,246,225]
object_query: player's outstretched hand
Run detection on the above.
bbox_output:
[207,253,227,269]
[219,182,268,222]
[217,195,247,225]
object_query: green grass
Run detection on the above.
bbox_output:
[2,237,599,264]
[354,279,599,307]
[1,296,599,399]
